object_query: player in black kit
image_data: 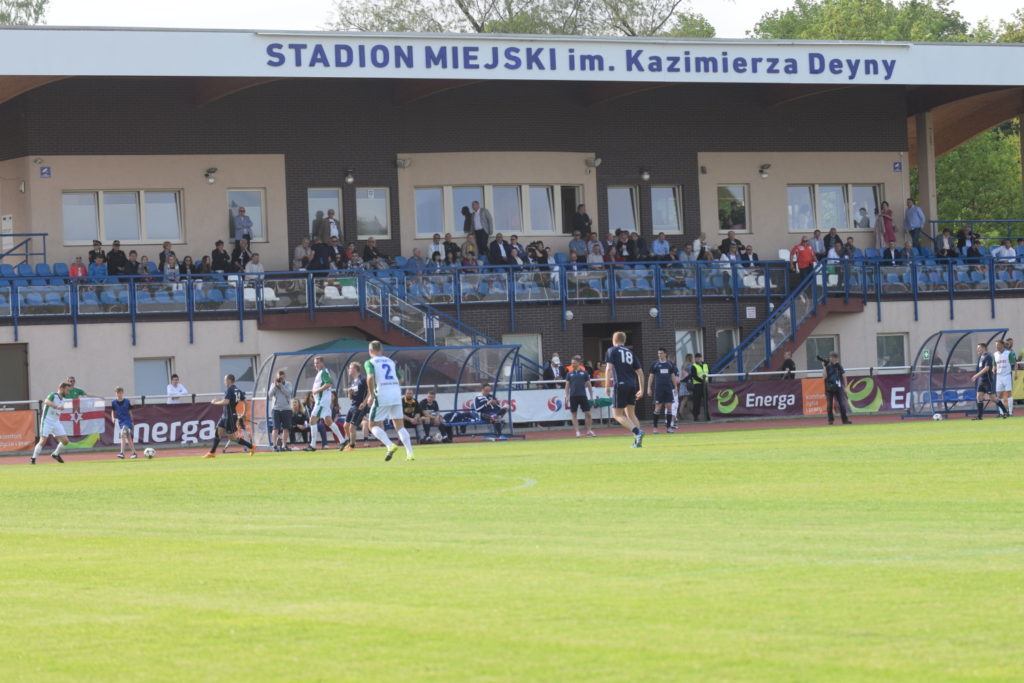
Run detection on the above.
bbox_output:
[604,330,645,448]
[647,347,680,433]
[342,361,368,451]
[204,374,255,458]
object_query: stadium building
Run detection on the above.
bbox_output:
[1,26,1024,399]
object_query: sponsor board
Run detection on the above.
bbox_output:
[0,410,36,452]
[98,403,223,447]
[711,381,802,418]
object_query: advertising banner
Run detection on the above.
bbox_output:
[0,410,36,452]
[99,403,223,447]
[709,380,804,419]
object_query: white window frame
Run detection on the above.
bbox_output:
[805,335,840,369]
[62,190,184,246]
[876,333,908,368]
[715,328,738,359]
[133,357,173,397]
[219,355,259,393]
[415,183,577,237]
[651,185,684,235]
[717,184,750,235]
[227,188,268,243]
[502,333,542,368]
[355,187,392,240]
[786,183,886,233]
[307,187,342,237]
[606,185,639,234]
[414,186,446,238]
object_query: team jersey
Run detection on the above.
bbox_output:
[419,398,440,415]
[364,356,402,406]
[40,392,63,423]
[977,353,994,379]
[223,384,243,419]
[111,398,133,425]
[994,350,1012,378]
[605,345,641,387]
[565,369,592,397]
[402,395,422,418]
[650,360,679,392]
[473,394,499,413]
[311,368,334,403]
[348,375,368,405]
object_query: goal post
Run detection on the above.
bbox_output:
[905,328,1007,418]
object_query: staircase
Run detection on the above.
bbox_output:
[712,264,864,376]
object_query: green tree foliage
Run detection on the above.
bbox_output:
[750,0,970,41]
[0,0,47,24]
[930,127,1024,223]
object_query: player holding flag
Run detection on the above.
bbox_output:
[364,340,414,461]
[304,356,347,452]
[31,382,72,464]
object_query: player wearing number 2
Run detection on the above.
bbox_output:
[604,330,645,448]
[364,340,415,462]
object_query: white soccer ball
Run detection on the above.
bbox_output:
[143,447,156,458]
[649,307,659,318]
[433,432,443,443]
[931,413,944,421]
[564,310,574,321]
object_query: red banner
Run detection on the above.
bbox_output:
[0,410,37,452]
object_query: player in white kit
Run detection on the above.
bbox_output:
[993,339,1013,419]
[305,356,348,451]
[364,340,414,461]
[31,381,71,464]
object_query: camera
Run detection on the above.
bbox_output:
[816,355,829,364]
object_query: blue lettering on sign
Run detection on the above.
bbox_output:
[266,43,285,67]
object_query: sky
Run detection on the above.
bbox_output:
[45,0,1022,38]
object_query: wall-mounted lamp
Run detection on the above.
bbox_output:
[585,157,602,168]
[396,158,412,169]
[700,165,708,175]
[758,163,771,179]
[344,170,355,185]
[32,158,44,166]
[648,307,659,318]
[19,180,26,193]
[640,169,651,182]
[564,310,574,321]
[204,167,218,184]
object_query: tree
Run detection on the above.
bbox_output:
[997,9,1024,43]
[929,127,1024,224]
[0,0,47,25]
[750,0,969,42]
[330,0,714,37]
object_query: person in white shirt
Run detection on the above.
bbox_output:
[993,339,1013,417]
[325,209,341,240]
[692,233,707,257]
[720,245,740,262]
[587,243,605,268]
[427,234,445,260]
[826,243,845,262]
[244,253,265,280]
[994,239,1017,263]
[166,374,189,404]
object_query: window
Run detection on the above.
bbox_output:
[355,187,390,239]
[134,358,171,397]
[62,190,182,244]
[852,185,881,230]
[220,355,258,394]
[717,184,748,233]
[414,187,444,237]
[786,185,815,231]
[715,328,737,360]
[503,333,542,369]
[817,185,849,229]
[528,186,555,232]
[651,186,682,233]
[307,188,341,237]
[560,186,583,235]
[607,186,637,232]
[452,186,484,230]
[675,330,703,370]
[228,189,266,241]
[805,335,838,369]
[492,186,523,233]
[876,333,907,368]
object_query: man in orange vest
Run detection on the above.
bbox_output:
[790,235,817,281]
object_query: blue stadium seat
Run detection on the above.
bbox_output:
[865,248,880,259]
[172,289,186,305]
[0,264,16,279]
[16,263,32,278]
[99,290,118,305]
[393,256,408,267]
[44,292,63,306]
[206,289,225,304]
[35,263,52,278]
[22,291,43,307]
[136,290,153,304]
[155,291,172,305]
[53,262,69,278]
[554,253,569,266]
[30,278,47,287]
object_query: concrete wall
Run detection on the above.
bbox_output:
[0,157,30,262]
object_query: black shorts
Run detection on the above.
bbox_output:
[653,387,675,405]
[977,380,994,396]
[272,409,293,432]
[218,415,238,434]
[614,384,638,409]
[346,406,366,426]
[568,395,591,413]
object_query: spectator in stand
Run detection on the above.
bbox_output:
[180,255,196,276]
[826,242,845,263]
[473,383,508,437]
[427,251,444,272]
[323,209,341,242]
[542,353,564,382]
[234,206,253,241]
[198,256,213,274]
[308,237,333,271]
[586,231,603,256]
[488,233,514,265]
[293,237,312,270]
[719,230,743,254]
[587,243,605,267]
[289,398,311,445]
[407,248,426,271]
[616,231,637,261]
[211,240,232,272]
[327,236,344,267]
[824,227,842,253]
[904,198,926,248]
[460,205,474,245]
[740,244,760,266]
[157,241,177,270]
[568,230,588,258]
[844,237,861,259]
[572,203,592,235]
[362,237,385,263]
[811,229,827,260]
[780,351,797,380]
[232,238,253,271]
[679,243,697,262]
[470,200,494,256]
[508,235,527,265]
[855,207,872,230]
[790,235,816,280]
[900,240,915,263]
[69,255,87,278]
[631,232,648,259]
[106,240,127,276]
[693,233,708,259]
[667,246,679,262]
[166,373,189,404]
[244,252,265,280]
[138,255,155,282]
[163,254,181,283]
[311,210,325,242]
[936,229,957,259]
[956,225,982,259]
[881,240,900,265]
[876,200,896,247]
[461,244,479,269]
[651,232,671,259]
[427,234,444,260]
[123,251,140,277]
[443,251,460,271]
[1016,238,1024,260]
[88,240,106,265]
[88,254,108,282]
[603,232,617,253]
[604,246,623,263]
[994,239,1017,262]
[443,233,462,261]
[720,244,740,263]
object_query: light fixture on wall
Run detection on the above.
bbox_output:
[758,163,771,179]
[32,158,44,166]
[18,180,26,193]
[700,165,708,175]
[344,170,355,184]
[639,168,651,182]
[648,307,659,318]
[396,158,411,169]
[585,157,602,169]
[564,310,574,321]
[204,167,218,184]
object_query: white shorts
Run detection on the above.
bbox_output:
[996,375,1013,393]
[309,400,332,420]
[369,402,404,423]
[40,416,67,438]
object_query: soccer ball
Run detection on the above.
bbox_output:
[931,413,944,421]
[432,432,443,443]
[143,447,156,458]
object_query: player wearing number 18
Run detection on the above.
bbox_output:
[604,330,645,448]
[364,340,415,462]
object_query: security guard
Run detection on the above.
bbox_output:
[686,353,710,422]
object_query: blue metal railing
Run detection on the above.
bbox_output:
[0,232,48,265]
[928,219,1024,244]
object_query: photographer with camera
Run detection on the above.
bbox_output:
[819,352,851,425]
[269,369,294,452]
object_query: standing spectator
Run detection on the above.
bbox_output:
[470,200,494,257]
[488,233,513,265]
[790,236,817,281]
[855,207,872,230]
[876,201,896,247]
[443,233,462,261]
[211,240,232,272]
[157,241,177,270]
[935,229,957,258]
[88,254,108,282]
[780,351,796,380]
[693,233,708,259]
[572,203,592,235]
[88,240,106,264]
[232,238,253,271]
[293,237,312,270]
[568,230,588,258]
[685,353,710,422]
[820,352,851,425]
[324,209,341,242]
[810,229,827,260]
[234,206,253,241]
[427,234,445,260]
[268,369,294,452]
[904,198,926,248]
[244,253,265,280]
[823,227,842,253]
[542,354,564,383]
[123,250,140,277]
[107,240,127,276]
[166,374,189,404]
[651,232,671,259]
[69,256,87,279]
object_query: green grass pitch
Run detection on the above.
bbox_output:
[1,420,1022,682]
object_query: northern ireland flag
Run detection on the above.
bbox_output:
[60,398,107,436]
